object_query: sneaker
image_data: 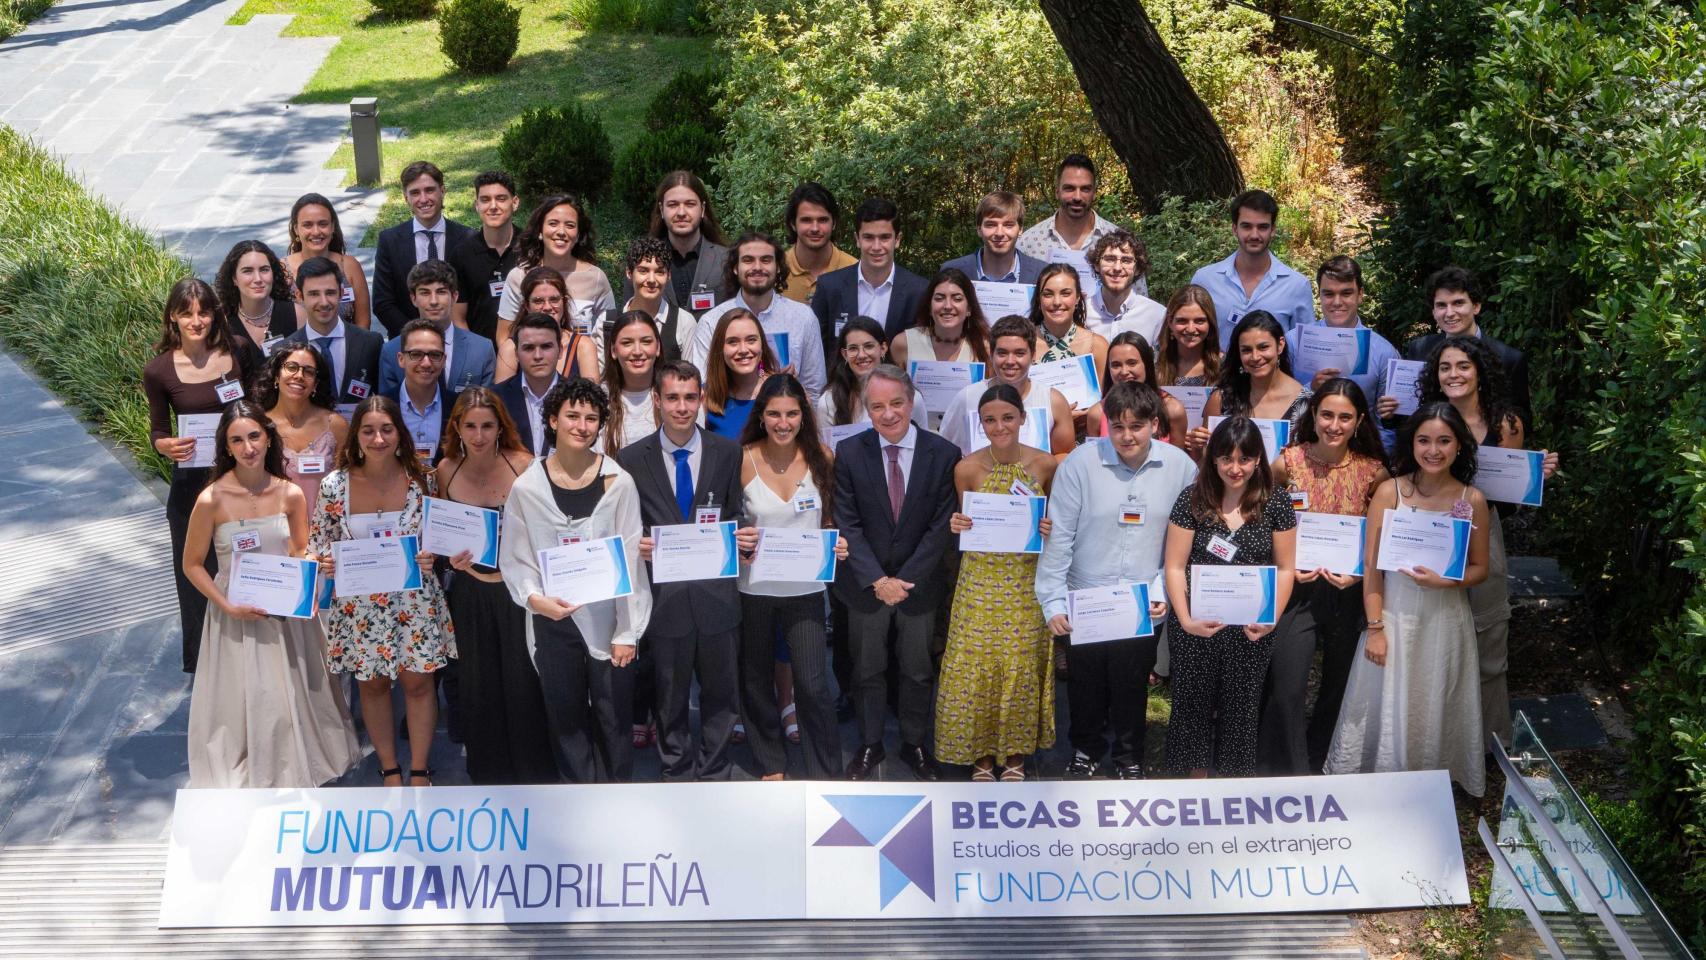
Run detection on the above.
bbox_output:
[1115,762,1146,780]
[1064,754,1096,779]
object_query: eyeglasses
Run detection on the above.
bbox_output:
[281,361,319,378]
[402,349,446,363]
[1097,255,1139,267]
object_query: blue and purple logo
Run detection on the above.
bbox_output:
[814,794,935,907]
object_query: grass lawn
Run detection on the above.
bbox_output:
[229,0,712,250]
[1,0,56,41]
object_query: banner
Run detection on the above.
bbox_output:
[159,772,1468,928]
[1489,775,1639,915]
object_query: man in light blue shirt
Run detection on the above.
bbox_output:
[1189,189,1315,350]
[1036,381,1197,780]
[1284,255,1400,452]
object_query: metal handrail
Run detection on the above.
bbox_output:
[1478,817,1567,960]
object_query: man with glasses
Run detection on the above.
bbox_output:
[378,260,497,396]
[1083,229,1166,347]
[284,256,383,404]
[382,320,460,465]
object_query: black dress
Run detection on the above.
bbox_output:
[1164,486,1297,776]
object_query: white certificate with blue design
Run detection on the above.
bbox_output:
[908,360,985,416]
[1376,509,1472,580]
[1474,447,1546,507]
[539,535,634,604]
[228,553,320,619]
[1295,325,1372,379]
[420,497,500,567]
[333,535,423,597]
[766,332,791,369]
[1068,582,1154,644]
[1294,512,1367,576]
[1189,564,1279,626]
[1167,385,1212,427]
[1029,354,1103,409]
[1384,358,1425,415]
[971,281,1034,319]
[959,492,1045,554]
[650,521,739,583]
[176,413,222,469]
[751,528,839,582]
[1208,415,1292,460]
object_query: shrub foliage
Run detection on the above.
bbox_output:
[438,0,520,75]
[370,0,435,21]
[498,104,615,200]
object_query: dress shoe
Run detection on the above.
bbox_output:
[846,744,885,780]
[900,743,940,782]
[1115,762,1146,780]
[1064,753,1097,779]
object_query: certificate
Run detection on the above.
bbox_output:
[650,521,739,583]
[1384,359,1425,415]
[1166,385,1212,428]
[228,553,320,619]
[1207,415,1291,460]
[1189,564,1279,626]
[335,403,360,422]
[539,535,634,604]
[333,535,423,597]
[750,528,839,582]
[908,361,985,416]
[177,413,222,469]
[1294,512,1366,576]
[1474,447,1546,507]
[958,492,1045,554]
[828,421,871,448]
[766,332,791,369]
[1029,354,1102,409]
[420,497,500,567]
[1067,582,1153,644]
[966,404,1051,453]
[1376,509,1471,580]
[1047,246,1100,296]
[1295,326,1372,379]
[971,281,1034,319]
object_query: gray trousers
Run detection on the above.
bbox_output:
[740,592,841,779]
[848,601,937,747]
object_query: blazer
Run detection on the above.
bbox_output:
[285,323,385,404]
[380,383,461,465]
[1405,328,1532,424]
[810,263,930,362]
[371,217,476,338]
[940,249,1049,286]
[377,325,497,398]
[492,373,550,455]
[615,427,749,639]
[831,426,960,613]
[619,235,732,311]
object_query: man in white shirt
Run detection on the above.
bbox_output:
[1017,154,1138,297]
[1083,229,1166,346]
[688,231,827,398]
[938,316,1076,456]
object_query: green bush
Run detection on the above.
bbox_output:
[564,0,707,35]
[615,122,722,220]
[0,0,55,42]
[497,104,615,200]
[643,65,725,135]
[437,0,520,74]
[369,0,435,21]
[0,127,181,479]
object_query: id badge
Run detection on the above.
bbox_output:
[297,455,327,474]
[369,523,398,539]
[558,533,582,546]
[348,379,371,399]
[215,379,244,403]
[262,336,284,356]
[488,279,506,299]
[1010,478,1036,498]
[695,507,721,525]
[340,285,355,304]
[1208,534,1238,562]
[793,494,819,513]
[1118,498,1146,525]
[416,445,435,465]
[1288,489,1310,511]
[230,529,261,553]
[690,289,715,312]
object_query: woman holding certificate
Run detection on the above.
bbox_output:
[732,375,847,780]
[936,384,1058,781]
[703,308,780,440]
[434,389,559,785]
[1085,332,1189,443]
[1194,312,1310,457]
[184,401,358,788]
[1163,416,1297,777]
[257,344,345,514]
[500,378,651,783]
[1325,403,1491,796]
[886,269,992,368]
[311,396,456,787]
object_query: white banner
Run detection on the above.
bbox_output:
[161,772,1467,927]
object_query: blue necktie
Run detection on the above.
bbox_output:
[314,336,337,396]
[672,448,694,522]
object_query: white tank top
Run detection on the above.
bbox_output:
[738,451,826,597]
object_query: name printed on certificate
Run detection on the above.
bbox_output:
[228,553,320,619]
[1294,512,1367,576]
[539,535,634,605]
[1295,326,1372,379]
[420,497,501,567]
[1207,416,1291,461]
[750,528,839,583]
[1474,447,1546,507]
[1029,354,1103,409]
[333,535,423,598]
[908,361,985,417]
[1375,509,1471,581]
[1189,564,1279,626]
[650,521,739,584]
[177,413,223,469]
[1384,359,1425,416]
[971,281,1034,320]
[1166,385,1212,429]
[966,404,1052,454]
[959,492,1045,554]
[1067,582,1154,645]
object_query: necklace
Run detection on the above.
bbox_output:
[985,448,1020,468]
[760,445,795,474]
[238,301,272,324]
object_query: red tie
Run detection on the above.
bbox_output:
[885,444,904,523]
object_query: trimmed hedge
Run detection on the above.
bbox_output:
[498,104,614,200]
[0,126,182,479]
[438,0,520,75]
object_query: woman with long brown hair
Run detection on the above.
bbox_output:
[887,268,991,368]
[283,193,371,329]
[703,307,779,440]
[495,194,613,347]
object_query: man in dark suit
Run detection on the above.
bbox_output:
[378,261,497,396]
[492,313,562,457]
[941,191,1048,285]
[372,160,475,338]
[1403,265,1532,423]
[615,359,747,781]
[832,364,958,781]
[287,256,383,404]
[380,320,460,465]
[810,198,928,364]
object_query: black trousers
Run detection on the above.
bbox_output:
[740,592,841,779]
[531,614,634,783]
[167,466,214,673]
[828,595,854,701]
[1067,633,1159,768]
[1256,579,1367,773]
[847,600,937,747]
[651,624,740,781]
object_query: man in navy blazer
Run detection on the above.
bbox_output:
[372,161,475,337]
[940,190,1049,285]
[810,198,927,365]
[492,313,563,457]
[832,364,958,782]
[1402,265,1531,424]
[286,255,384,404]
[378,260,496,397]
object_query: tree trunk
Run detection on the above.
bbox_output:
[1037,0,1244,212]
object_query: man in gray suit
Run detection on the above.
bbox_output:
[620,170,732,312]
[615,360,747,781]
[377,260,497,396]
[286,256,383,404]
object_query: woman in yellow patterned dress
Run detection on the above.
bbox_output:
[935,384,1058,781]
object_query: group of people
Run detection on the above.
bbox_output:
[143,154,1554,797]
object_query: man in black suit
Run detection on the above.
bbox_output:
[380,320,460,466]
[810,198,928,364]
[286,256,383,404]
[1403,265,1531,423]
[615,360,747,781]
[492,313,562,456]
[372,160,475,338]
[832,364,958,781]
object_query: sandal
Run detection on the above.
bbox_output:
[971,763,997,783]
[632,723,651,749]
[409,767,434,787]
[781,703,801,744]
[1000,764,1026,782]
[731,721,746,745]
[380,766,403,787]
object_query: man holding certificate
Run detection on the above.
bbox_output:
[616,360,748,782]
[1283,256,1400,450]
[1037,382,1196,780]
